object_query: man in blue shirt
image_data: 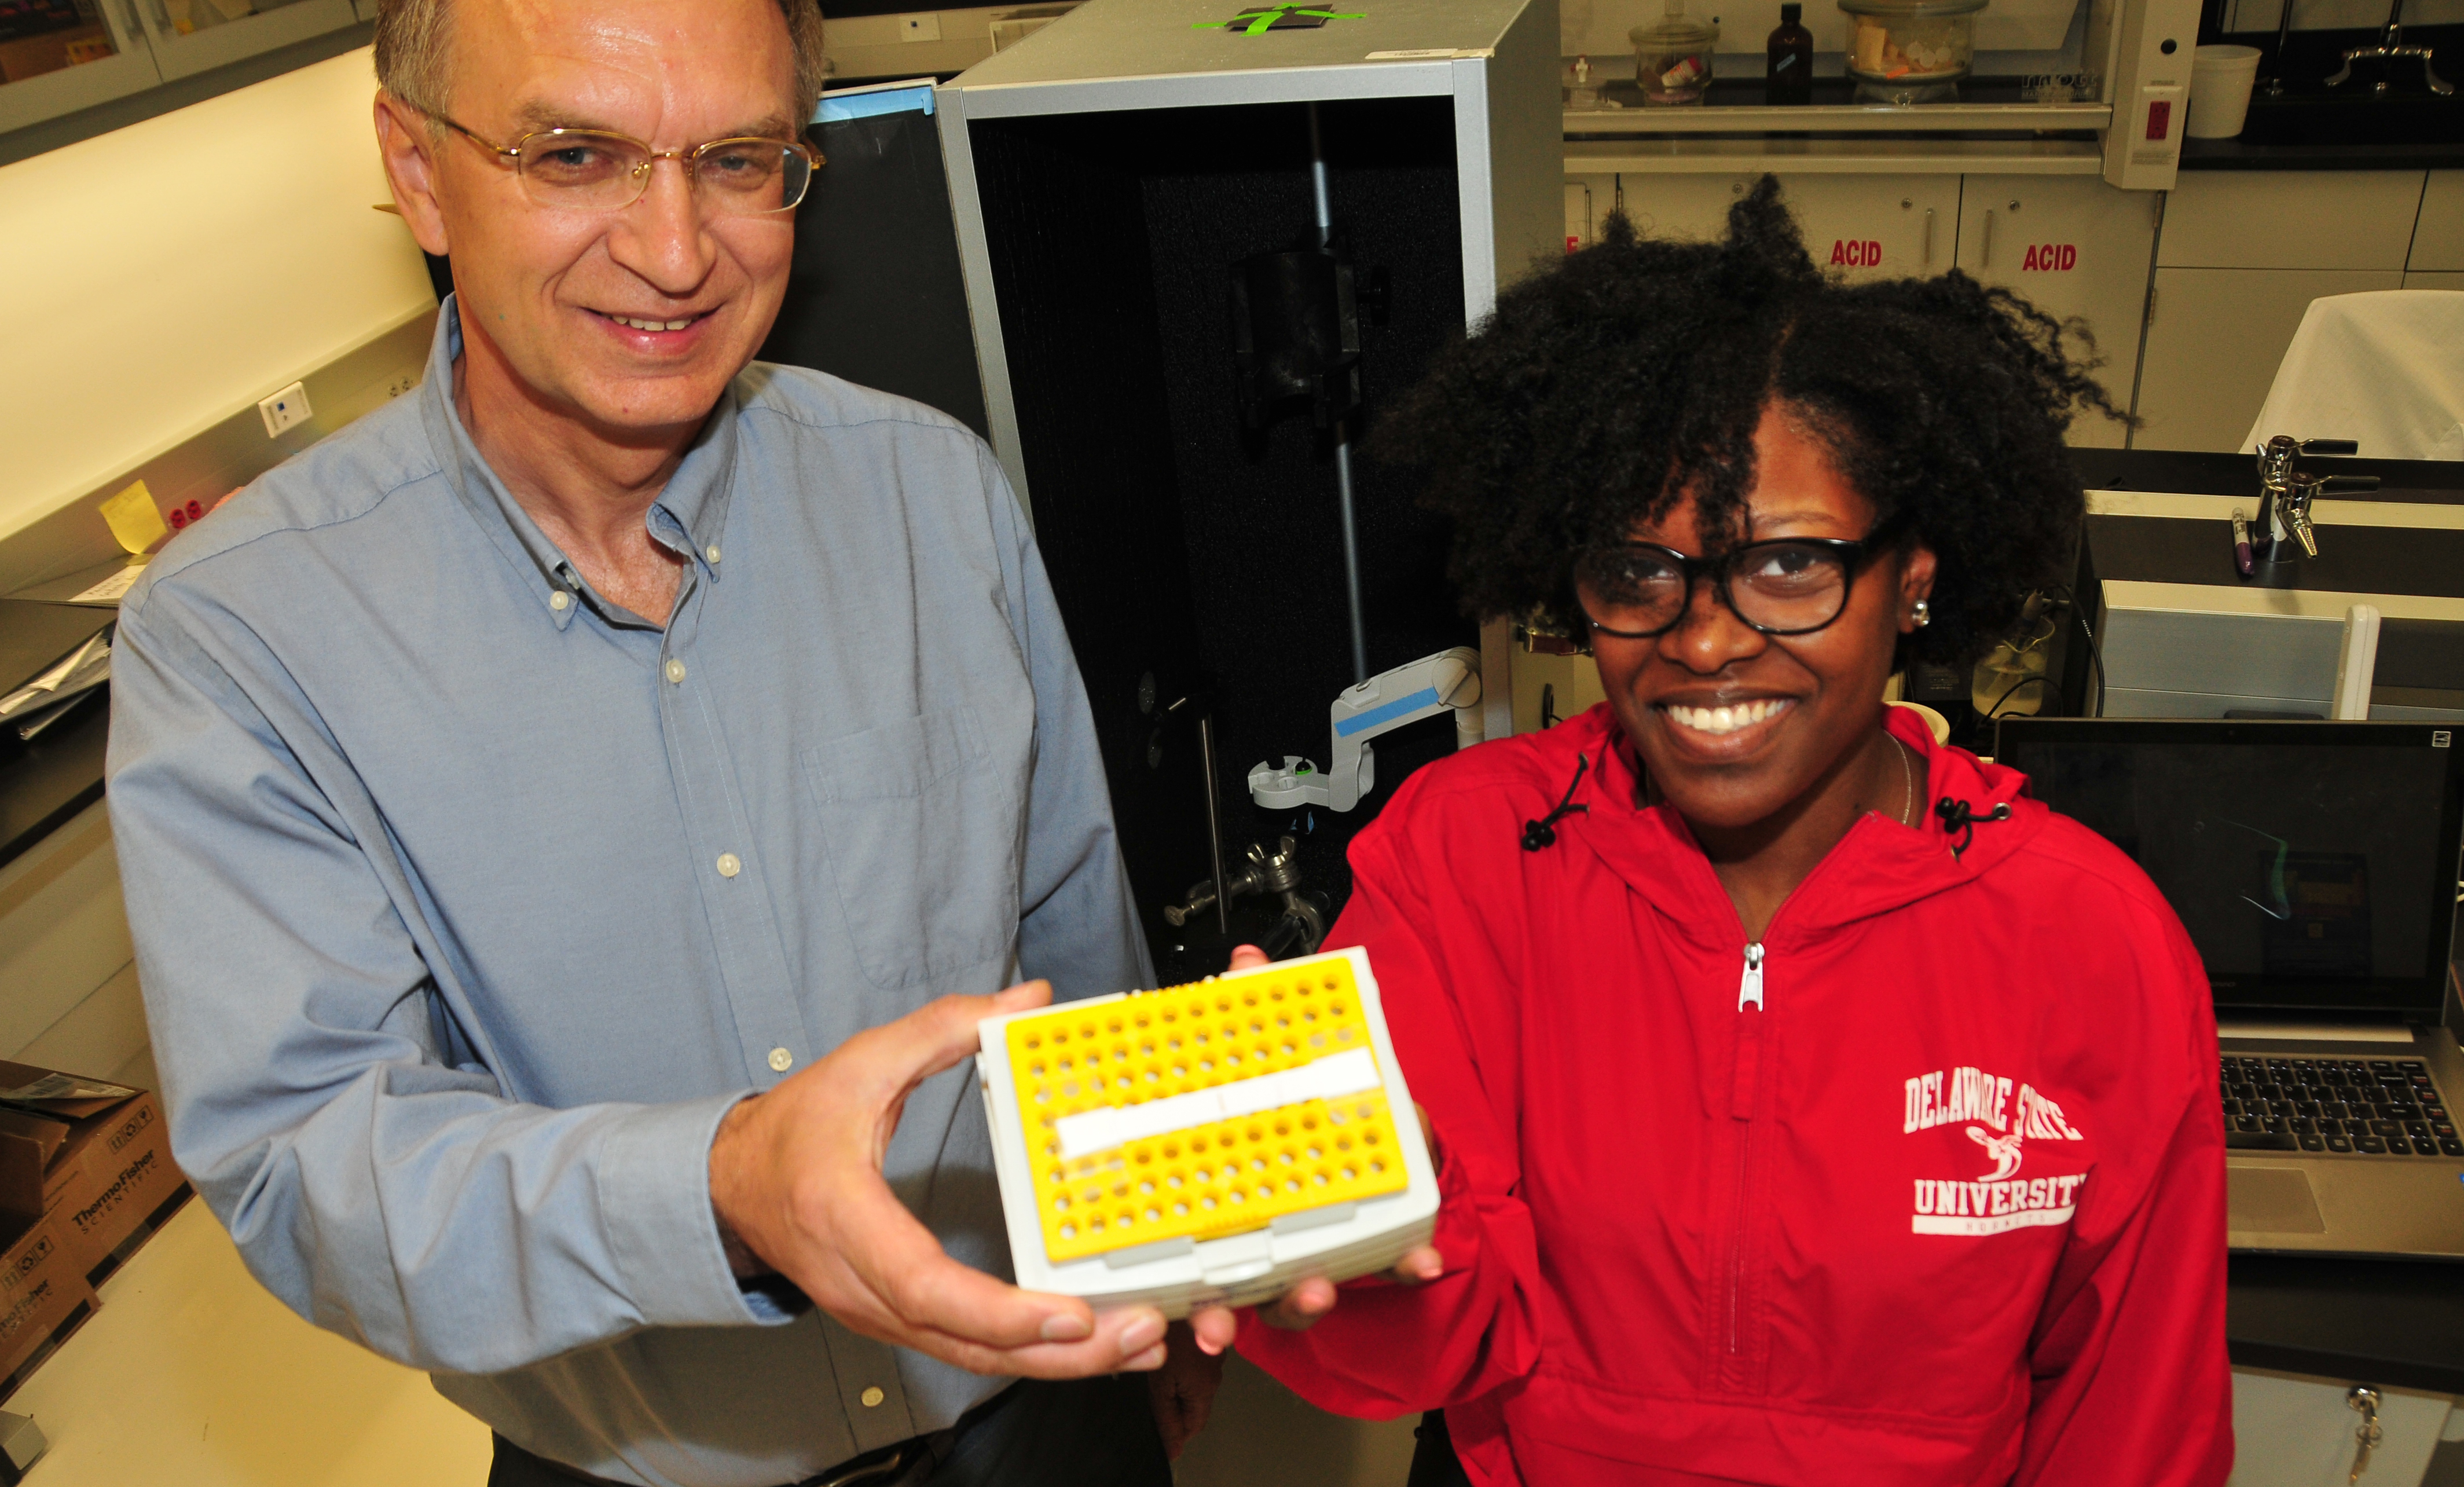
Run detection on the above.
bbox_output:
[103,0,1209,1482]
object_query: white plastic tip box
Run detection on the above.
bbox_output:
[976,947,1438,1318]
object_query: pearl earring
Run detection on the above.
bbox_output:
[1912,599,1931,628]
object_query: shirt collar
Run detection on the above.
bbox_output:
[417,295,740,630]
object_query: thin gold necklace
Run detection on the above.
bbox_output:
[1886,732,1916,827]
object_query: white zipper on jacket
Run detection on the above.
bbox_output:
[1725,940,1769,1368]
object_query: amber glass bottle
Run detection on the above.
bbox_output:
[1767,1,1814,102]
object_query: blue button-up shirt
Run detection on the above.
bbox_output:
[105,301,1150,1487]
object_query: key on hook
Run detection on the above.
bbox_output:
[2346,1386,2383,1482]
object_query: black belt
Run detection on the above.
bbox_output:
[798,1430,948,1487]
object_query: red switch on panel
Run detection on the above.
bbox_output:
[2146,99,2172,139]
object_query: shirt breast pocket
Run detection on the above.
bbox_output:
[801,706,1024,990]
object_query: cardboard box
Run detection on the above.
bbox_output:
[0,1211,94,1404]
[0,1063,192,1284]
[58,1092,189,1284]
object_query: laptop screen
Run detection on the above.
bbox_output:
[1993,720,2464,1017]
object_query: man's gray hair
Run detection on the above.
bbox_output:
[374,0,831,130]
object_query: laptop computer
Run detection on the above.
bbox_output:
[1994,718,2464,1260]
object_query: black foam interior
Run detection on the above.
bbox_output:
[761,103,991,437]
[969,97,1477,980]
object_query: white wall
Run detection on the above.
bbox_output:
[0,46,435,545]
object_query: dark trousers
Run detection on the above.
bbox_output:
[1407,1410,1475,1487]
[488,1375,1169,1487]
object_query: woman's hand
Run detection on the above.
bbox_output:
[1146,1321,1224,1459]
[1185,945,1446,1357]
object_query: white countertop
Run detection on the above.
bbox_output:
[5,1199,490,1485]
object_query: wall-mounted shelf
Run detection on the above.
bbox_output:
[1566,101,2113,134]
[126,0,355,83]
[0,2,163,136]
[1567,134,2106,173]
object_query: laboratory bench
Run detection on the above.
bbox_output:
[2180,137,2464,172]
[2070,447,2464,497]
[2231,1254,2464,1398]
[2065,443,2464,1419]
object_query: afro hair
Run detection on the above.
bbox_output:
[1369,175,2126,668]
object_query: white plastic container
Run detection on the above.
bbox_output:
[976,947,1439,1318]
[2187,44,2262,139]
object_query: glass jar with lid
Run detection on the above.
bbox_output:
[1836,0,1988,99]
[1629,0,1718,105]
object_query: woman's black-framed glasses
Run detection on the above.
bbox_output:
[1573,523,1906,640]
[432,113,821,217]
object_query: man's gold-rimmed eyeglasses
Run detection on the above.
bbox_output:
[434,114,822,216]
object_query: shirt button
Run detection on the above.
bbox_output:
[716,853,742,878]
[860,1386,884,1408]
[548,591,571,611]
[769,1047,794,1073]
[705,545,722,563]
[664,658,686,684]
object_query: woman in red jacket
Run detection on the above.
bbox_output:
[1186,180,2233,1485]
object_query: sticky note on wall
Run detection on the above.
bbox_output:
[99,481,167,555]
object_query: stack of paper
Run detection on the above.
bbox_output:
[0,628,108,741]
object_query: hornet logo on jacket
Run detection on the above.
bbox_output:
[1904,1066,2088,1237]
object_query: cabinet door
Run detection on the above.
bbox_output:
[1565,176,1610,253]
[127,0,355,82]
[2158,170,2425,270]
[2405,271,2464,290]
[2225,1370,2454,1487]
[1615,173,1759,243]
[2411,171,2464,272]
[1614,173,1960,280]
[0,0,163,136]
[2131,266,2403,452]
[1778,174,1961,281]
[1955,176,2158,449]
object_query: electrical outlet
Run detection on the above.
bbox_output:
[900,12,941,41]
[259,381,314,438]
[385,373,420,399]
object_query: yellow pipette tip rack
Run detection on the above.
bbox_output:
[977,947,1437,1317]
[1007,955,1407,1262]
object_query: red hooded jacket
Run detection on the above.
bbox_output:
[1240,704,2232,1486]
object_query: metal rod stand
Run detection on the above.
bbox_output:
[1307,100,1371,688]
[1198,715,1229,935]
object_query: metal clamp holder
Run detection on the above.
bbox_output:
[1249,646,1484,813]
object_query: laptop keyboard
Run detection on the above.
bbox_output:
[2221,1056,2463,1157]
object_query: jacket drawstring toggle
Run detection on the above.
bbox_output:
[1934,796,2014,859]
[1521,752,1594,851]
